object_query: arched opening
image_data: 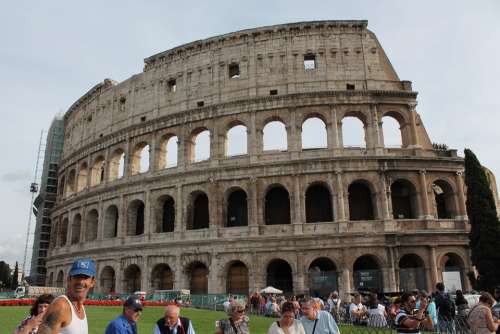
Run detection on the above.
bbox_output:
[263,121,287,151]
[192,129,210,162]
[353,255,382,292]
[227,189,248,227]
[305,184,333,223]
[399,254,426,291]
[58,176,65,197]
[66,170,76,196]
[108,149,125,181]
[59,218,68,247]
[50,221,58,249]
[265,186,291,225]
[391,180,418,219]
[151,264,174,290]
[103,205,118,238]
[188,262,208,294]
[348,182,375,221]
[85,209,98,241]
[127,200,145,236]
[308,258,338,298]
[226,124,248,156]
[302,117,327,149]
[157,195,175,233]
[432,180,455,219]
[90,156,105,186]
[159,135,178,169]
[77,163,88,192]
[123,264,141,293]
[342,116,366,148]
[131,143,150,175]
[71,214,81,244]
[100,266,116,294]
[267,259,293,294]
[47,272,54,286]
[441,253,465,292]
[227,261,249,295]
[56,271,64,288]
[189,192,209,230]
[382,115,403,148]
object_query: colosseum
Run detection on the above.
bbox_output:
[46,20,473,298]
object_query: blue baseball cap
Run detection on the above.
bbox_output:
[69,258,96,277]
[124,296,143,311]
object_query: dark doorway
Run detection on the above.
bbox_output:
[306,184,333,223]
[192,193,209,229]
[348,182,374,221]
[267,259,293,294]
[353,255,382,292]
[265,186,291,225]
[227,189,248,227]
[227,261,249,294]
[309,258,337,298]
[189,262,209,294]
[391,180,417,219]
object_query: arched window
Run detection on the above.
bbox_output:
[226,125,248,156]
[131,143,150,175]
[56,271,64,288]
[227,261,249,294]
[441,253,465,291]
[432,180,455,219]
[348,182,375,221]
[267,259,293,294]
[353,255,382,291]
[66,170,76,195]
[308,258,338,298]
[265,186,290,225]
[100,266,116,294]
[188,262,208,294]
[71,214,81,244]
[151,264,174,290]
[305,184,333,223]
[108,149,125,181]
[159,135,178,169]
[123,265,141,293]
[399,254,426,291]
[192,130,210,162]
[58,176,65,197]
[302,117,327,149]
[77,163,88,192]
[157,196,175,233]
[342,116,366,148]
[59,218,68,247]
[189,192,209,230]
[127,200,145,236]
[263,121,287,151]
[103,205,118,238]
[391,180,418,219]
[85,209,98,241]
[90,157,105,186]
[382,116,403,148]
[227,189,248,227]
[47,272,54,286]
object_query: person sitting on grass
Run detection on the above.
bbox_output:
[215,299,249,334]
[14,294,55,334]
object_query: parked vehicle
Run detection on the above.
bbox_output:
[14,285,65,298]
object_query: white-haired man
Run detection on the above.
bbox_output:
[153,304,196,334]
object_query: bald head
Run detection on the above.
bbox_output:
[165,304,180,327]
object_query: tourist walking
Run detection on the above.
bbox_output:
[467,292,500,334]
[326,292,341,323]
[434,282,456,333]
[105,296,143,334]
[267,301,306,334]
[215,299,249,334]
[14,294,55,334]
[300,297,340,334]
[37,258,96,334]
[154,304,196,334]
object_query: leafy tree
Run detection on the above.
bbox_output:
[11,261,19,290]
[0,261,12,290]
[464,149,500,291]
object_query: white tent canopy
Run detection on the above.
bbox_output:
[260,286,283,294]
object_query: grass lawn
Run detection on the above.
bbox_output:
[0,306,276,334]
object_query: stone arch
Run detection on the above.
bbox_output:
[123,264,141,293]
[77,162,88,192]
[265,184,291,225]
[66,169,76,196]
[391,179,418,219]
[398,254,426,291]
[348,180,376,221]
[85,209,99,241]
[151,264,174,290]
[226,123,248,157]
[439,252,466,291]
[341,111,367,148]
[381,113,404,148]
[100,266,116,294]
[226,187,248,227]
[266,259,293,294]
[108,149,125,181]
[158,134,178,169]
[56,270,64,288]
[308,257,338,298]
[103,205,118,238]
[59,218,68,247]
[156,195,175,233]
[263,119,287,151]
[58,176,65,197]
[305,183,333,223]
[353,255,383,292]
[131,142,150,175]
[432,179,456,219]
[90,156,105,186]
[71,213,81,244]
[188,191,209,230]
[187,261,209,294]
[47,272,54,286]
[302,116,327,149]
[226,260,249,295]
[127,200,145,236]
[190,128,211,162]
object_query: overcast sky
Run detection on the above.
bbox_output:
[1,0,499,271]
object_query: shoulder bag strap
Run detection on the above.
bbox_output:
[311,318,318,334]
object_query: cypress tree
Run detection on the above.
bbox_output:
[11,262,19,290]
[0,261,11,290]
[464,149,500,291]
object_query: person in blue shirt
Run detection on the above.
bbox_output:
[300,297,340,334]
[105,296,143,334]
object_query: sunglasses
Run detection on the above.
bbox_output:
[236,309,245,313]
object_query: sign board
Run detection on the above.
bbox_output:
[442,271,462,292]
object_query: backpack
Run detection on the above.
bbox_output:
[436,293,455,320]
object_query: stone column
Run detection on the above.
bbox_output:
[249,178,259,235]
[335,171,347,230]
[250,112,261,164]
[149,134,157,172]
[295,254,306,295]
[118,195,126,238]
[144,189,152,237]
[328,105,340,151]
[387,247,398,291]
[97,199,104,240]
[339,268,352,300]
[455,171,467,220]
[371,104,384,154]
[379,172,391,220]
[142,258,150,293]
[419,170,433,219]
[174,256,185,290]
[408,104,421,149]
[293,176,303,235]
[175,185,184,234]
[288,107,300,159]
[210,123,220,167]
[429,246,439,287]
[208,254,220,294]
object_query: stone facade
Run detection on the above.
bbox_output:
[46,21,473,298]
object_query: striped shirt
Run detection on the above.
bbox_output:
[395,308,421,334]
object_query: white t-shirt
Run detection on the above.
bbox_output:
[349,303,366,321]
[367,304,387,327]
[267,320,306,334]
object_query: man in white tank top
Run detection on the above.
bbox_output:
[38,258,96,334]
